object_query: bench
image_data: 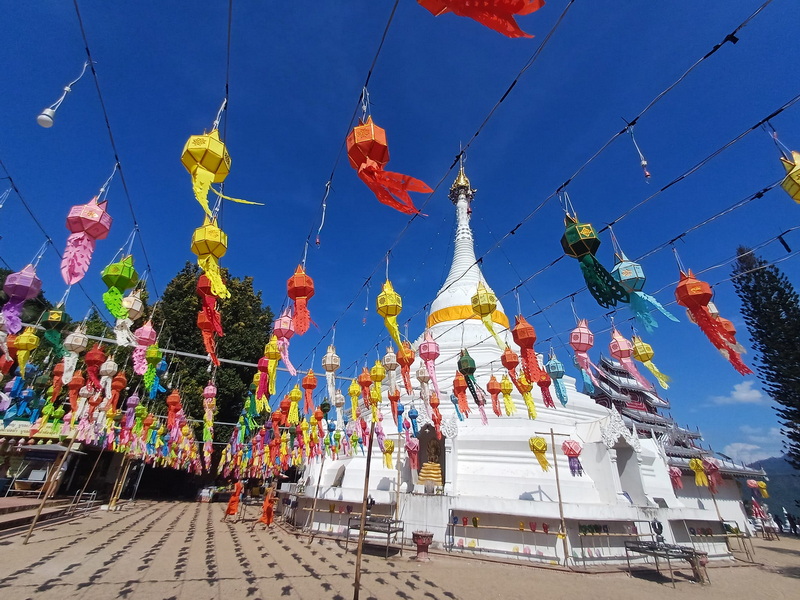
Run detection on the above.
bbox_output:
[624,540,709,587]
[345,515,405,558]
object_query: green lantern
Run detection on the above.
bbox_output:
[457,349,487,421]
[101,255,140,319]
[41,305,70,358]
[560,213,629,308]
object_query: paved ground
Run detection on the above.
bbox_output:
[0,501,798,600]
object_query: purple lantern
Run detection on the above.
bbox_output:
[2,265,42,334]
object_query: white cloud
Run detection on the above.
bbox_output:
[722,442,773,464]
[709,380,767,405]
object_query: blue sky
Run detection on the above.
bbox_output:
[1,1,799,463]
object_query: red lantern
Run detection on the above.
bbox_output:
[346,116,432,215]
[357,368,373,404]
[536,371,555,409]
[287,265,314,335]
[501,346,521,392]
[429,393,443,439]
[511,315,545,383]
[675,270,752,375]
[84,344,106,391]
[67,371,85,414]
[388,388,401,425]
[453,372,470,416]
[197,310,220,366]
[301,369,317,415]
[110,371,127,412]
[486,375,502,417]
[417,0,545,39]
[397,341,415,395]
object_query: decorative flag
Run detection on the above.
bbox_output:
[417,0,545,39]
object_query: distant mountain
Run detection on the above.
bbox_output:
[747,456,800,517]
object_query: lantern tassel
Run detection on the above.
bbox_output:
[641,359,670,389]
[143,363,157,391]
[60,232,96,285]
[568,456,583,476]
[103,286,127,320]
[277,337,297,376]
[579,255,630,308]
[574,352,599,392]
[464,375,488,424]
[292,297,312,335]
[688,306,752,375]
[201,329,220,366]
[553,379,568,407]
[113,318,136,347]
[522,392,537,420]
[382,314,403,351]
[16,349,30,377]
[480,314,506,350]
[618,355,653,390]
[538,377,556,409]
[61,352,79,384]
[133,345,148,375]
[629,291,679,332]
[197,255,230,299]
[1,299,25,334]
[357,164,431,215]
[42,330,66,359]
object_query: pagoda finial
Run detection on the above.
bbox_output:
[449,155,474,203]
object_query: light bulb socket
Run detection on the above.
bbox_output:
[36,108,56,128]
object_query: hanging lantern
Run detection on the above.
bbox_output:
[115,289,144,347]
[631,336,670,389]
[416,364,431,404]
[357,367,373,405]
[382,346,399,394]
[419,330,441,399]
[287,265,314,335]
[561,440,583,476]
[688,457,709,487]
[60,197,112,285]
[487,374,502,417]
[133,321,157,376]
[529,436,550,471]
[703,457,722,494]
[286,385,302,426]
[346,116,431,214]
[191,217,229,299]
[417,0,545,39]
[62,325,88,384]
[612,250,678,332]
[301,369,318,415]
[101,255,139,320]
[274,309,297,376]
[388,388,401,428]
[397,341,415,395]
[457,349,487,424]
[123,289,145,321]
[545,353,568,407]
[14,327,39,377]
[181,128,261,217]
[334,389,346,431]
[109,368,127,411]
[536,371,555,409]
[201,382,216,471]
[561,213,629,308]
[471,282,506,349]
[499,374,516,416]
[84,343,106,390]
[382,438,395,469]
[452,371,470,418]
[2,264,42,334]
[780,149,800,203]
[500,346,522,393]
[143,345,162,392]
[376,280,403,350]
[322,345,340,403]
[67,371,84,414]
[197,310,220,366]
[517,372,537,419]
[41,307,68,359]
[609,329,653,389]
[370,361,386,417]
[511,315,553,406]
[675,270,752,375]
[569,319,599,394]
[429,392,443,439]
[757,481,769,498]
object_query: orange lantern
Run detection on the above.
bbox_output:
[287,265,314,335]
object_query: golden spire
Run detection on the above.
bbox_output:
[449,156,474,203]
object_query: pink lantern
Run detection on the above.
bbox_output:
[561,440,584,476]
[569,319,599,392]
[419,330,441,399]
[2,265,42,334]
[609,329,653,390]
[273,308,297,376]
[60,197,112,285]
[133,321,157,375]
[669,466,684,489]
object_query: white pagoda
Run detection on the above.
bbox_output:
[295,165,764,565]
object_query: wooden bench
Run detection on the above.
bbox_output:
[624,540,709,587]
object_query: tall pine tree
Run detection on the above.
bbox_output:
[732,247,800,469]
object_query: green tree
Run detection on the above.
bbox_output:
[152,263,273,445]
[732,247,800,469]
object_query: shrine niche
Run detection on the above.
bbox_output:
[417,424,445,488]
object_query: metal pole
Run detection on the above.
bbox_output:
[129,460,146,503]
[549,428,570,565]
[23,433,77,544]
[76,446,105,503]
[306,452,326,543]
[352,419,376,600]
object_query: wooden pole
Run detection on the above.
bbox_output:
[352,419,376,600]
[109,455,132,510]
[549,428,570,565]
[23,433,77,544]
[306,452,326,543]
[76,446,105,503]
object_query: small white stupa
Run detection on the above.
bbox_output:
[297,164,765,565]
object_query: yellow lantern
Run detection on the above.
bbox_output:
[383,439,395,469]
[517,372,537,420]
[632,335,670,389]
[376,280,403,350]
[181,129,261,217]
[370,360,386,397]
[500,374,516,416]
[689,458,709,487]
[780,150,800,203]
[528,436,550,472]
[348,378,360,421]
[191,216,230,299]
[471,281,506,350]
[287,385,302,425]
[14,327,40,377]
[264,335,281,397]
